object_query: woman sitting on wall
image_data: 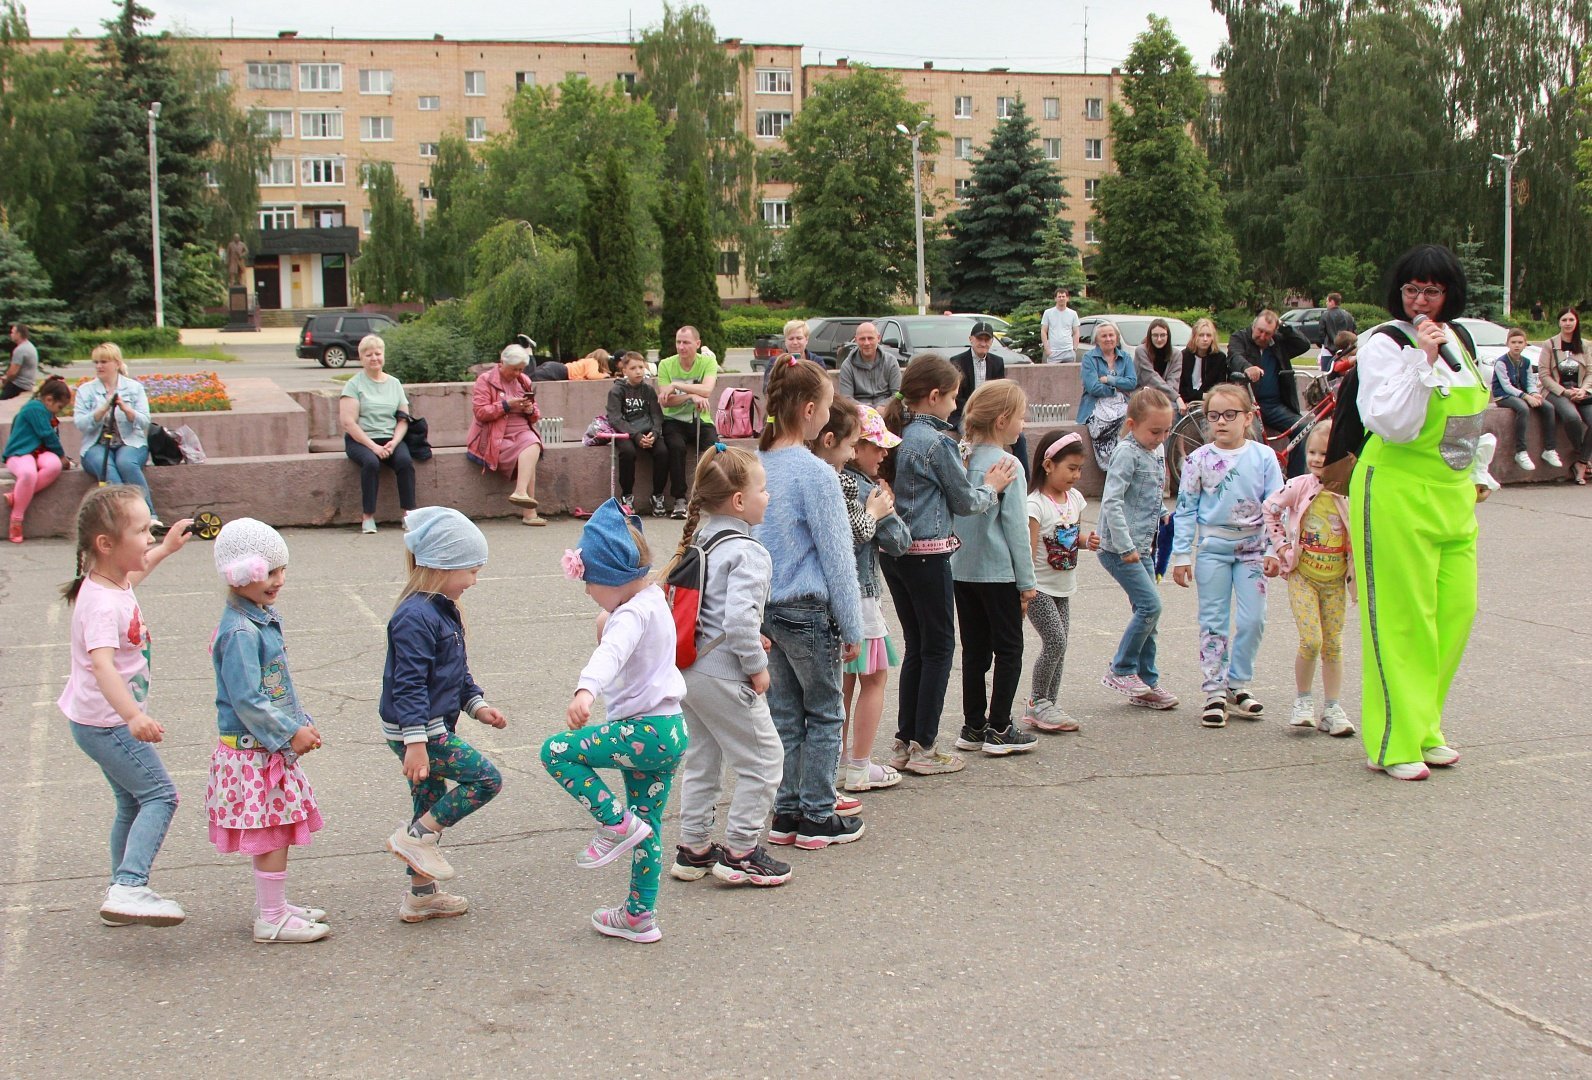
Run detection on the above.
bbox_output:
[467,342,545,526]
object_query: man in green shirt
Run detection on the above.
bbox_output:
[656,325,720,518]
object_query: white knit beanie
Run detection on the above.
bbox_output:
[214,518,289,587]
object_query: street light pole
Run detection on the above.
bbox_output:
[896,119,930,315]
[1491,144,1528,318]
[147,102,165,328]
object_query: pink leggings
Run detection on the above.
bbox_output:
[6,452,62,519]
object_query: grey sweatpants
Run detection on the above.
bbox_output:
[677,667,785,852]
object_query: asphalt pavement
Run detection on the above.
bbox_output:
[0,482,1589,1077]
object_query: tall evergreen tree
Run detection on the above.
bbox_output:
[656,162,723,358]
[0,226,71,360]
[1455,232,1505,322]
[781,66,934,313]
[421,134,486,301]
[575,153,648,355]
[1019,211,1087,303]
[946,98,1064,314]
[1093,16,1239,308]
[353,162,423,304]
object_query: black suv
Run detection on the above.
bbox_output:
[297,312,398,368]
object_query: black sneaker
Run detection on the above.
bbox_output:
[651,495,667,518]
[767,812,800,847]
[713,845,793,886]
[669,842,722,881]
[795,813,865,850]
[670,497,689,519]
[981,724,1038,756]
[619,496,636,517]
[953,724,987,752]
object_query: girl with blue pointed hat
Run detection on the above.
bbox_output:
[541,498,687,943]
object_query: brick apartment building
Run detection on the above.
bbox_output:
[35,32,1215,312]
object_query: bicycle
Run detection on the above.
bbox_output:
[1165,368,1340,489]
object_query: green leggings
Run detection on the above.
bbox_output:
[541,713,687,915]
[388,734,502,876]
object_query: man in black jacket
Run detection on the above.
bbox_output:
[950,321,1029,478]
[1227,309,1312,476]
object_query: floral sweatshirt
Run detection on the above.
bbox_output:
[1169,440,1284,567]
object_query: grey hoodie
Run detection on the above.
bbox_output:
[687,513,773,682]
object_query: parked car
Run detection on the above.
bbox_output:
[1279,306,1328,345]
[1452,318,1514,366]
[802,317,870,368]
[944,313,1012,338]
[1076,314,1193,352]
[297,312,399,368]
[874,314,1030,365]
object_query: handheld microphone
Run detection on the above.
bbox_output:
[1412,313,1463,372]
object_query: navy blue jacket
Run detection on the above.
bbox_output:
[380,592,485,743]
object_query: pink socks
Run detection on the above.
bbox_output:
[255,869,288,923]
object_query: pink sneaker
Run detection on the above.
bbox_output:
[1129,685,1179,710]
[1102,671,1151,697]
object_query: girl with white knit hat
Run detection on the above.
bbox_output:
[206,518,329,943]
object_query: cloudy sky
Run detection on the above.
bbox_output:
[31,0,1232,75]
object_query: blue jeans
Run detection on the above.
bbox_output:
[1099,549,1162,687]
[764,600,845,821]
[80,444,156,514]
[1194,536,1269,697]
[70,722,179,887]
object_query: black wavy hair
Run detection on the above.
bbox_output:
[1383,243,1467,323]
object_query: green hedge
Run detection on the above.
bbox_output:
[66,327,183,360]
[381,319,483,384]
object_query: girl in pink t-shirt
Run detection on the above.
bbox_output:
[58,485,193,928]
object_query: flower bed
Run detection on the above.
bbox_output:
[73,372,232,413]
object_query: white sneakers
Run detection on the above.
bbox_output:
[1318,703,1355,737]
[1542,449,1564,468]
[387,825,456,880]
[99,884,186,927]
[399,888,470,923]
[1367,759,1431,781]
[1514,451,1537,471]
[1422,745,1461,767]
[1289,697,1316,728]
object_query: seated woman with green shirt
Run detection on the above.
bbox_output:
[340,334,417,534]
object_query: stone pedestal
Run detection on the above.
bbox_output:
[222,285,258,332]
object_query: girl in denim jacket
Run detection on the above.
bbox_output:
[207,519,328,944]
[880,356,1018,776]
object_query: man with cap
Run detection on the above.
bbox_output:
[951,321,1029,476]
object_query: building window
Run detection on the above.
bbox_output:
[419,141,439,158]
[718,250,740,276]
[215,69,232,87]
[755,68,793,94]
[955,178,972,199]
[359,69,393,94]
[755,111,791,138]
[254,108,293,137]
[1084,222,1098,244]
[515,71,536,90]
[299,63,342,92]
[300,111,344,139]
[1043,138,1061,161]
[1085,97,1104,120]
[1084,138,1104,161]
[311,207,345,228]
[1084,178,1100,201]
[954,95,972,119]
[617,72,637,95]
[996,97,1015,119]
[301,157,346,186]
[465,117,486,142]
[1206,92,1224,132]
[203,168,219,188]
[362,208,373,234]
[761,199,790,228]
[259,205,296,231]
[464,70,486,96]
[257,157,295,186]
[568,71,588,82]
[246,61,291,90]
[954,137,973,160]
[360,116,394,141]
[1043,97,1060,120]
[418,95,441,111]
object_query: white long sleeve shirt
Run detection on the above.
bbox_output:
[576,584,686,720]
[1356,324,1498,488]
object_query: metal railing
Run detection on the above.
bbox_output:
[1027,403,1073,424]
[536,417,563,444]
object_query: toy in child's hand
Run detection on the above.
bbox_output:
[185,510,224,540]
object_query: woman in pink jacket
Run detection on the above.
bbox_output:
[1262,421,1355,736]
[467,343,545,525]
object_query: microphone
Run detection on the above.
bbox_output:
[1412,313,1463,372]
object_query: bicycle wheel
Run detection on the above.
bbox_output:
[1166,407,1209,491]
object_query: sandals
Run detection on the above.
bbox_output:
[8,519,22,544]
[1575,464,1588,486]
[1227,690,1264,719]
[508,493,538,508]
[1201,699,1227,728]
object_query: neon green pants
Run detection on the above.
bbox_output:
[1349,466,1476,767]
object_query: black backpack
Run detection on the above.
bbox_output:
[146,423,185,466]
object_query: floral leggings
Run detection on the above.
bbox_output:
[541,713,687,915]
[1287,573,1347,663]
[388,734,503,875]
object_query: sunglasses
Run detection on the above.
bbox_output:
[1207,408,1248,422]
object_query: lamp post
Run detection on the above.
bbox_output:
[147,101,165,328]
[896,119,930,315]
[1490,144,1528,318]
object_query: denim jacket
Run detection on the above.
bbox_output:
[380,592,485,743]
[211,596,306,752]
[1098,435,1167,557]
[843,466,911,597]
[892,413,999,542]
[72,375,151,450]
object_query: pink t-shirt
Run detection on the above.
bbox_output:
[57,577,151,727]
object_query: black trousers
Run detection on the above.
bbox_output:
[344,434,417,516]
[881,552,956,748]
[662,416,718,499]
[954,580,1026,732]
[0,381,25,400]
[616,433,670,498]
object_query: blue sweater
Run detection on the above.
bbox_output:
[753,445,865,643]
[2,398,64,459]
[379,592,486,743]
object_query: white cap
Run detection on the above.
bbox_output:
[214,518,289,587]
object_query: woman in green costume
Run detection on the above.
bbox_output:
[1349,244,1498,781]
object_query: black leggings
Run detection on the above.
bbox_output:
[881,552,956,749]
[345,434,417,516]
[954,580,1025,731]
[616,434,670,498]
[662,417,718,499]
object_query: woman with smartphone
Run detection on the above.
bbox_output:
[466,341,545,525]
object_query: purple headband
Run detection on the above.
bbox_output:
[1044,432,1083,460]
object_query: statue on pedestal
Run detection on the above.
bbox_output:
[226,233,249,287]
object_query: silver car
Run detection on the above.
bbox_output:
[873,314,1030,365]
[1077,314,1193,351]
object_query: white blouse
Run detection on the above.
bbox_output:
[1356,323,1496,488]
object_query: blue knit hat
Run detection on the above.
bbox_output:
[404,506,489,570]
[572,498,648,587]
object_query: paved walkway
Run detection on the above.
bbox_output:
[1,485,1589,1076]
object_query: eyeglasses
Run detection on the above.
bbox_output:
[1207,408,1247,422]
[1401,284,1447,301]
